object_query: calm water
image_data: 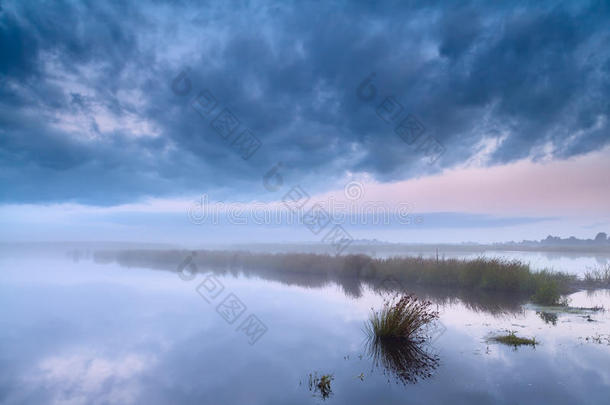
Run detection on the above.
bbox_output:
[1,251,609,404]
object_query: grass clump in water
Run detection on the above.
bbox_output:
[365,294,439,341]
[364,293,441,385]
[531,279,569,306]
[307,373,334,399]
[489,331,537,348]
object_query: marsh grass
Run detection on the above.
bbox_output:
[99,250,590,302]
[365,294,439,341]
[531,278,570,306]
[584,265,610,287]
[489,331,537,348]
[307,373,333,399]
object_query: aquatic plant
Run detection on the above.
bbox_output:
[489,331,537,348]
[307,372,334,399]
[583,334,610,346]
[365,294,439,341]
[531,280,569,306]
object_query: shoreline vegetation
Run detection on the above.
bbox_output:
[94,250,610,306]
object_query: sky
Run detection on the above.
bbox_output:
[1,0,609,244]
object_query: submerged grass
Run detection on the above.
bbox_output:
[307,373,334,399]
[489,331,537,348]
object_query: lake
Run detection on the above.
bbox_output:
[1,250,609,404]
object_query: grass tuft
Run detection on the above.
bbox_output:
[489,331,537,348]
[365,294,439,341]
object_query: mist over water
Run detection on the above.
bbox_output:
[1,248,609,404]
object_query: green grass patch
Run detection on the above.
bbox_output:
[489,331,537,348]
[531,278,570,306]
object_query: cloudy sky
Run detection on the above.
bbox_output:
[1,0,609,244]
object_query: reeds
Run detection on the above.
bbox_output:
[584,265,610,286]
[97,250,588,301]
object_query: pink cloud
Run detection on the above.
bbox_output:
[321,147,610,217]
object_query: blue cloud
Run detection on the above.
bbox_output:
[1,0,609,205]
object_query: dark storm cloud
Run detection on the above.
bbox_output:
[0,0,609,204]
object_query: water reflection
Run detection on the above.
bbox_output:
[536,311,558,325]
[365,337,439,385]
[2,252,610,404]
[369,281,526,315]
[94,250,529,316]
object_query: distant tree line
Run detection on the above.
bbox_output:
[501,232,609,247]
